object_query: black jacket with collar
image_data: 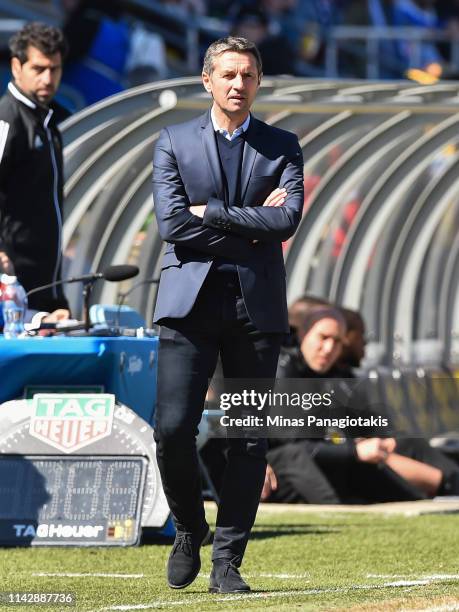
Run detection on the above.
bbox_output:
[0,82,69,312]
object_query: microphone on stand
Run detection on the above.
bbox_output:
[26,265,140,298]
[26,265,139,333]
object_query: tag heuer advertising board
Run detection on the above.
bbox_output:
[29,394,114,453]
[0,394,170,546]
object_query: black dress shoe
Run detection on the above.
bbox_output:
[209,558,251,594]
[167,524,211,589]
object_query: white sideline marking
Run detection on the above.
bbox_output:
[33,572,144,579]
[257,573,310,579]
[422,575,459,580]
[197,572,310,580]
[368,574,459,581]
[95,579,449,611]
[384,580,430,587]
[402,605,459,612]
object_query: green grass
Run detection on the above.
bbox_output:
[1,508,458,611]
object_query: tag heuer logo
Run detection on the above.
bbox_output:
[29,394,114,453]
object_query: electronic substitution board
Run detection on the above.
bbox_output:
[0,394,169,546]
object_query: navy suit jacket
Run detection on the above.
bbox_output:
[152,110,304,333]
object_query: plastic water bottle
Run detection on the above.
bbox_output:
[1,274,27,338]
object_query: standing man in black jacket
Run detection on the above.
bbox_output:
[0,22,70,315]
[153,37,304,594]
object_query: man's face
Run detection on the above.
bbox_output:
[202,51,260,119]
[300,318,345,374]
[11,45,62,105]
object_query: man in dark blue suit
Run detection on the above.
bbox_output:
[152,36,304,593]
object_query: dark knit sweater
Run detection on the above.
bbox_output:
[212,131,244,273]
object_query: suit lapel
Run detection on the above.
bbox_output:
[201,112,224,200]
[241,116,259,203]
[200,110,260,204]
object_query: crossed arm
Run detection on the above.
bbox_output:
[190,187,287,217]
[200,143,304,243]
[153,129,255,260]
[153,128,304,259]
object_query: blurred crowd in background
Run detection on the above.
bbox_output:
[40,0,459,109]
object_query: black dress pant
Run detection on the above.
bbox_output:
[267,438,459,504]
[154,268,282,563]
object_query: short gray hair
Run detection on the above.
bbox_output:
[203,36,262,76]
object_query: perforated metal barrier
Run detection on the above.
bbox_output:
[61,77,459,370]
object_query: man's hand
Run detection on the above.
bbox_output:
[37,309,71,336]
[190,187,287,218]
[189,204,207,218]
[42,309,71,324]
[263,187,287,207]
[261,464,278,501]
[355,437,396,464]
[0,251,14,275]
[250,187,287,244]
[189,187,287,240]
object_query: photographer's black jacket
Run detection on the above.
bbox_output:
[0,82,69,312]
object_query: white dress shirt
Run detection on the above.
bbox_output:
[210,109,251,141]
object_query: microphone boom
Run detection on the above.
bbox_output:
[25,265,139,298]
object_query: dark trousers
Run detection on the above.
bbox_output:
[154,269,282,562]
[267,440,424,504]
[268,438,459,504]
